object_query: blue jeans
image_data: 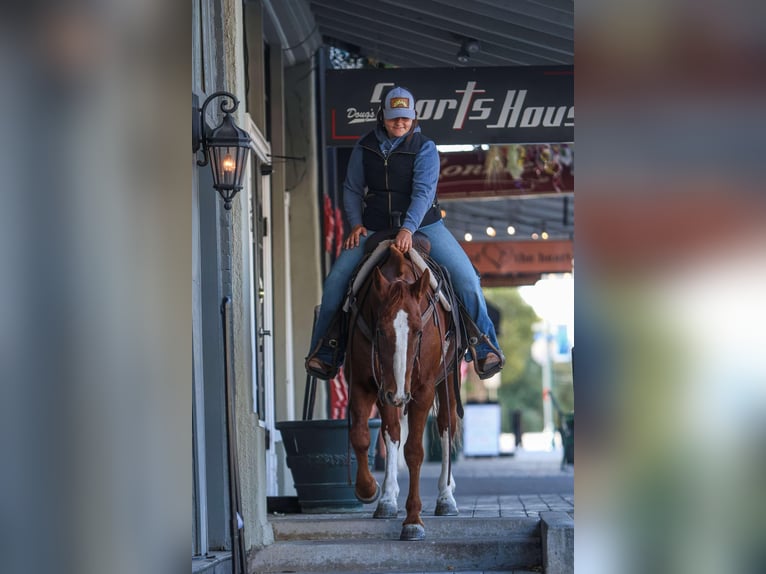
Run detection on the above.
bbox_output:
[308,220,501,362]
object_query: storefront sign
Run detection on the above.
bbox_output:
[461,239,573,275]
[438,145,573,199]
[325,66,573,146]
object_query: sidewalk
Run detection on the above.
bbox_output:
[253,448,574,573]
[192,435,576,574]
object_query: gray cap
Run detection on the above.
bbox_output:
[383,87,416,119]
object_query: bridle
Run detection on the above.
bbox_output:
[370,321,423,405]
[347,254,452,410]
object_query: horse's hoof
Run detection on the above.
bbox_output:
[373,500,398,519]
[399,523,426,541]
[435,499,459,516]
[355,481,380,504]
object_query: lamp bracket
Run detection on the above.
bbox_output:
[268,154,306,162]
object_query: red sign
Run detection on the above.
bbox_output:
[438,145,573,199]
[461,240,573,276]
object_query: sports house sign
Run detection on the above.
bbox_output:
[325,66,573,146]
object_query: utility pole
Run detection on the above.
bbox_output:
[532,321,555,448]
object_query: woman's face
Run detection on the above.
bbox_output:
[384,117,413,138]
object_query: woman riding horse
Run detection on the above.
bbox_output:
[305,86,504,381]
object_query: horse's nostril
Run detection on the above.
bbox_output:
[385,391,395,404]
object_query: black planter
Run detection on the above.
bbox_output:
[276,418,381,513]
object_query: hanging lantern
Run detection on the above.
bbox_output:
[194,91,252,210]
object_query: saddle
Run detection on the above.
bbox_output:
[343,231,451,314]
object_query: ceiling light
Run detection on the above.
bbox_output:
[457,38,480,63]
[541,231,549,240]
[463,39,480,53]
[531,232,539,240]
[436,144,475,152]
[506,225,516,235]
[464,232,473,242]
[486,226,496,237]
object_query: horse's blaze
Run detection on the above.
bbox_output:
[392,309,409,403]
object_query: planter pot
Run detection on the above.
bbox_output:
[276,418,381,513]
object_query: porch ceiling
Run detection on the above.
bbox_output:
[308,0,573,67]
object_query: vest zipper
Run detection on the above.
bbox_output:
[384,156,390,219]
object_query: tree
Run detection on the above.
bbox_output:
[483,287,544,432]
[500,356,545,433]
[484,287,539,382]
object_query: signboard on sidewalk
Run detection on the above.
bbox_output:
[463,403,502,457]
[325,66,573,146]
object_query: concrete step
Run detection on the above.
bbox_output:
[270,515,540,541]
[249,536,542,574]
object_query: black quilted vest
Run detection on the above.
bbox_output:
[358,130,442,231]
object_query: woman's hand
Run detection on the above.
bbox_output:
[344,224,368,250]
[394,228,413,253]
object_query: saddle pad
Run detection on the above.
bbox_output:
[342,240,451,313]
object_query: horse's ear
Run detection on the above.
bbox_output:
[413,268,430,299]
[373,267,389,293]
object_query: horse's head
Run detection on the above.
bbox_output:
[370,265,431,407]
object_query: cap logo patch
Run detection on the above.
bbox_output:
[389,97,410,109]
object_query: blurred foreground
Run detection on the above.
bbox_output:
[2,1,765,573]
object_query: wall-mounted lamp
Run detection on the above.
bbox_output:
[456,38,480,64]
[193,91,253,210]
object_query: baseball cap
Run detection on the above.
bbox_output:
[383,87,416,120]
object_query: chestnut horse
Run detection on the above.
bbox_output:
[346,242,462,541]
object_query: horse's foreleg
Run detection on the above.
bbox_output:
[373,404,401,519]
[349,387,380,504]
[435,377,459,516]
[400,402,429,540]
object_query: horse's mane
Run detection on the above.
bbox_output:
[380,247,422,309]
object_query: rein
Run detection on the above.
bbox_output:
[430,287,455,479]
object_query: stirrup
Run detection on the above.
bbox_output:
[466,335,504,379]
[305,338,341,379]
[305,356,337,380]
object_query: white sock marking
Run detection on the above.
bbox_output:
[438,430,457,501]
[438,430,450,491]
[381,430,400,503]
